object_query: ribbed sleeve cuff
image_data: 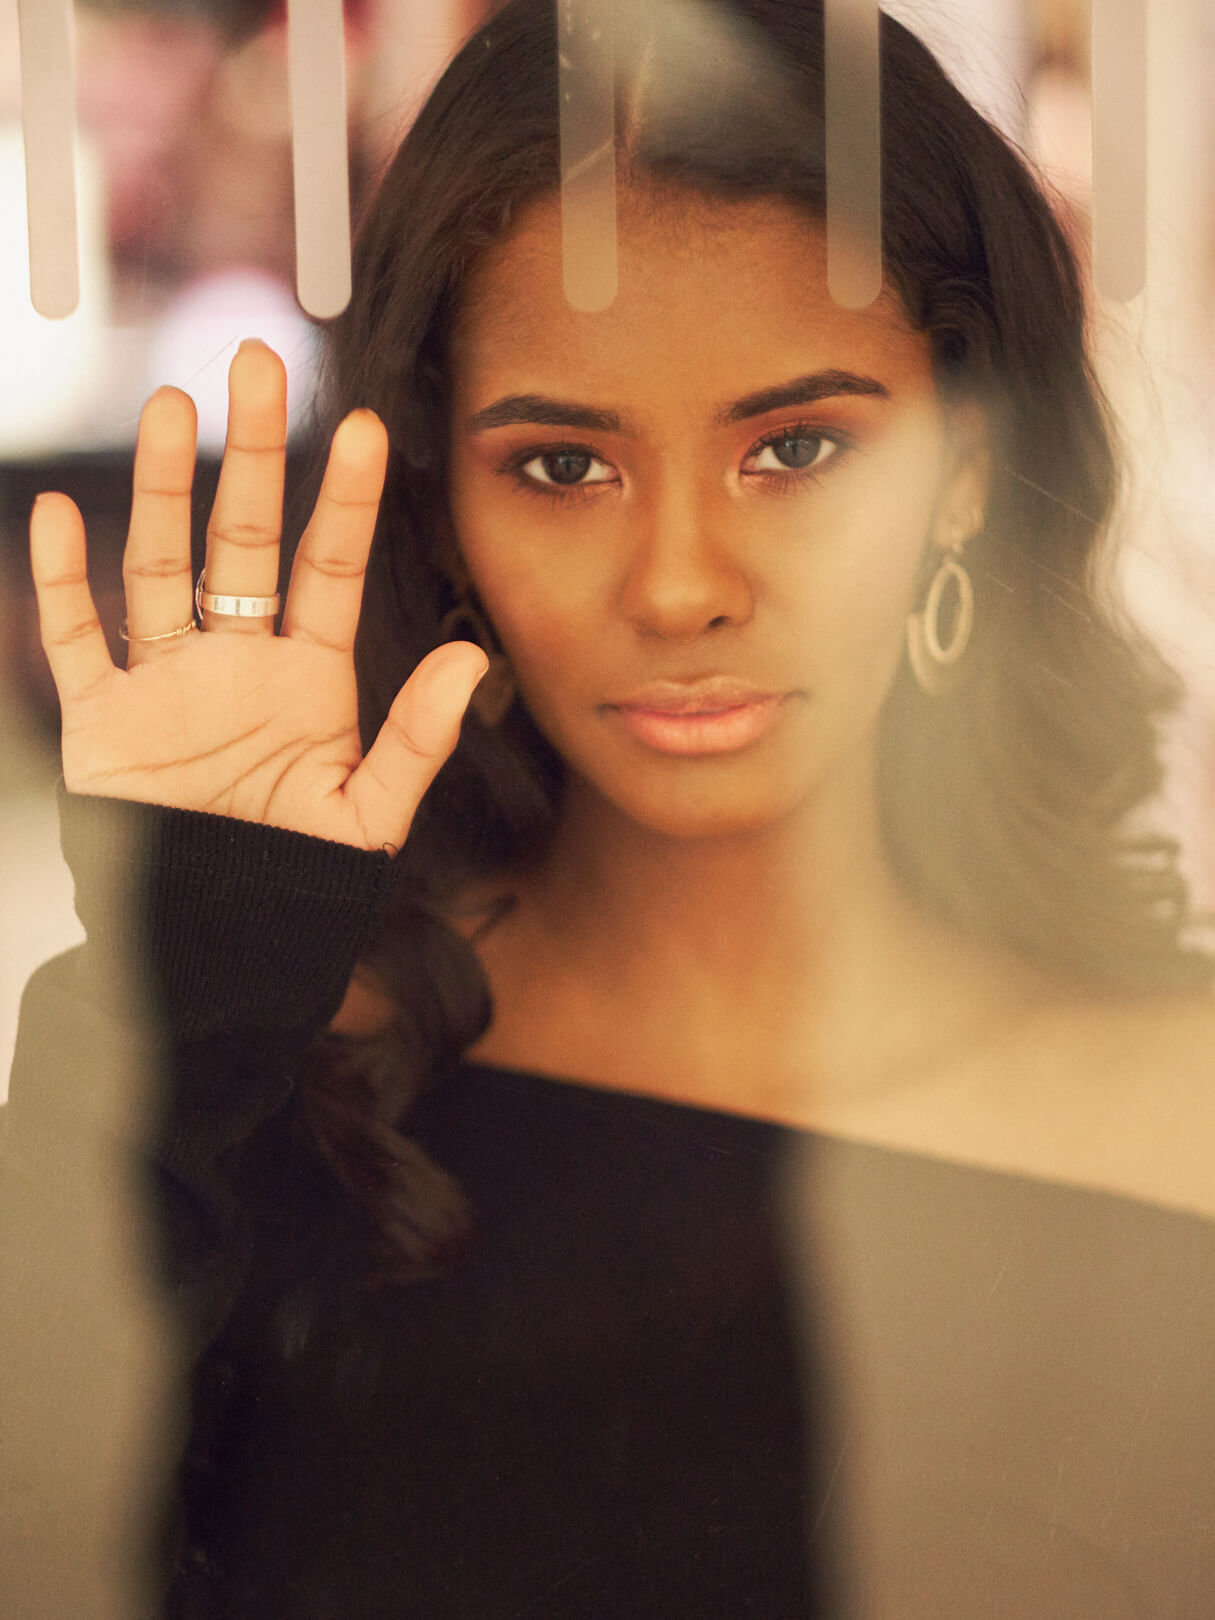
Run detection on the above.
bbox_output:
[56,781,403,1043]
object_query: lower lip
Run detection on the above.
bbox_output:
[610,696,784,755]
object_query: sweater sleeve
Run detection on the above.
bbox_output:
[0,785,406,1614]
[4,781,403,1349]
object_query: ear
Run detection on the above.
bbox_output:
[930,399,991,553]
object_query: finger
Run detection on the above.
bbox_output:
[122,387,198,664]
[344,643,489,851]
[29,491,116,703]
[203,339,287,634]
[280,408,387,654]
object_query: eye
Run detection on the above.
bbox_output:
[518,447,615,488]
[744,429,843,477]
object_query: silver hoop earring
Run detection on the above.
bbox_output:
[906,550,974,696]
[437,598,516,726]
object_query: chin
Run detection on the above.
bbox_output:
[540,703,829,841]
[594,767,815,843]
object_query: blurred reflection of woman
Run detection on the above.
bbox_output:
[14,1,1215,1615]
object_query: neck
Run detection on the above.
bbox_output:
[516,747,1006,1099]
[545,755,890,979]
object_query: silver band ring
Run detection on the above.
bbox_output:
[195,569,281,621]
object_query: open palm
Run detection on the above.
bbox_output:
[30,341,486,854]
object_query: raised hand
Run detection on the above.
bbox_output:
[29,340,486,854]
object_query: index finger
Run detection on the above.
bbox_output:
[29,491,116,704]
[280,409,388,655]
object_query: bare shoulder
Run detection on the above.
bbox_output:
[1034,984,1215,1083]
[824,980,1215,1223]
[999,985,1215,1220]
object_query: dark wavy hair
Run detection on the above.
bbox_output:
[288,0,1212,1282]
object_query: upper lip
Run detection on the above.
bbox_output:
[609,678,780,714]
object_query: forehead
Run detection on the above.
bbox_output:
[450,186,936,409]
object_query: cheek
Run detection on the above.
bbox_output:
[451,456,614,694]
[833,524,928,652]
[455,521,598,717]
[489,586,589,691]
[760,484,935,680]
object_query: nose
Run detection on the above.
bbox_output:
[618,484,753,639]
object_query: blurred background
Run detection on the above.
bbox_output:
[1,0,1213,1091]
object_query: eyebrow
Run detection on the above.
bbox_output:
[466,395,624,434]
[717,370,889,424]
[464,369,890,436]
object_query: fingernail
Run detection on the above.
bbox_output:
[441,648,490,704]
[236,337,264,355]
[416,647,489,747]
[447,644,489,696]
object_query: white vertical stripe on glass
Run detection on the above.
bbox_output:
[558,0,618,313]
[16,0,78,320]
[825,0,882,309]
[1091,0,1147,302]
[287,0,353,319]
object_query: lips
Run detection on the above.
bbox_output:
[606,679,787,755]
[609,677,778,715]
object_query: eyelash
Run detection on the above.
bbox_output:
[495,422,854,503]
[495,443,615,506]
[745,424,853,487]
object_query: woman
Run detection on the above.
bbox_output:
[13,0,1215,1614]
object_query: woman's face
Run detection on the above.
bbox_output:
[448,187,987,839]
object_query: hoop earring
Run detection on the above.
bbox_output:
[906,549,974,697]
[437,597,516,726]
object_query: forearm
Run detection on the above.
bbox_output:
[5,782,401,1342]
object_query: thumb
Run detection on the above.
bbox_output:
[345,642,489,851]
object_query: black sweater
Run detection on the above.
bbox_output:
[4,784,1215,1618]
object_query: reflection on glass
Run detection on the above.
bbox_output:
[2,3,1213,1618]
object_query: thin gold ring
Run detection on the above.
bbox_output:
[118,620,198,643]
